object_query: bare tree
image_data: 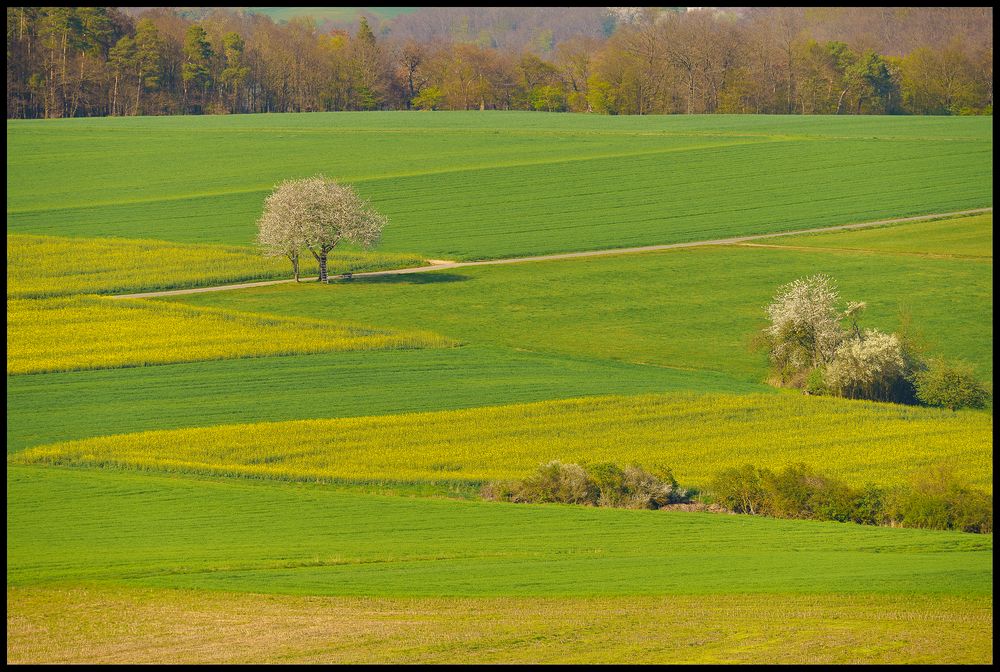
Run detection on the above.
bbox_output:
[554,35,600,111]
[256,175,386,283]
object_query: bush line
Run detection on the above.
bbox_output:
[484,460,992,534]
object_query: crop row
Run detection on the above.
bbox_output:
[6,296,453,375]
[13,392,992,490]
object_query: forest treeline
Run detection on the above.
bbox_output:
[6,6,993,119]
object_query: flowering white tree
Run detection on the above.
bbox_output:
[763,274,846,380]
[761,274,930,403]
[824,329,907,400]
[256,175,386,283]
[256,204,307,281]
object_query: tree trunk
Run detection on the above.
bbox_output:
[835,87,849,115]
[70,57,85,118]
[61,31,69,117]
[318,251,328,283]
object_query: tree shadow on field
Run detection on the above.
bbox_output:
[345,272,471,285]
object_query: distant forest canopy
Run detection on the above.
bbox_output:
[6,6,993,119]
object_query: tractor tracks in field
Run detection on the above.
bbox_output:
[111,207,992,299]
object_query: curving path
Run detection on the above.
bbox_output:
[113,207,992,299]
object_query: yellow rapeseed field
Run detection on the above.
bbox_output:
[14,393,991,490]
[6,296,453,374]
[6,233,425,298]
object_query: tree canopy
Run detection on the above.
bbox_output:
[759,274,989,408]
[256,175,386,283]
[6,7,993,118]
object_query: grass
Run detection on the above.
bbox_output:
[174,240,994,382]
[7,466,992,597]
[5,344,765,454]
[13,392,991,490]
[764,213,994,258]
[7,295,452,375]
[7,113,991,255]
[7,585,993,664]
[5,112,993,664]
[6,233,426,298]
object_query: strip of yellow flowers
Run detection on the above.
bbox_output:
[7,295,454,374]
[7,233,425,298]
[13,393,991,491]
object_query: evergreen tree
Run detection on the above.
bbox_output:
[220,32,250,112]
[182,24,213,112]
[133,19,164,115]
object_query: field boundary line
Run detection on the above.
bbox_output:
[112,207,991,298]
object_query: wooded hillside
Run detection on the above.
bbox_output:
[6,6,993,118]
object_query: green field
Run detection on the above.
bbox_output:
[7,461,993,664]
[175,238,994,382]
[768,213,994,258]
[8,467,991,597]
[6,114,991,257]
[6,112,992,663]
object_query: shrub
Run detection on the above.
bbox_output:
[494,461,691,509]
[951,489,993,534]
[759,464,809,518]
[759,463,856,522]
[479,480,518,502]
[648,464,693,503]
[885,463,993,532]
[588,462,629,507]
[912,360,991,410]
[709,462,990,533]
[823,329,906,402]
[761,464,853,522]
[806,478,856,523]
[587,462,688,509]
[710,465,766,515]
[849,484,889,526]
[620,465,679,509]
[804,367,829,396]
[511,461,599,505]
